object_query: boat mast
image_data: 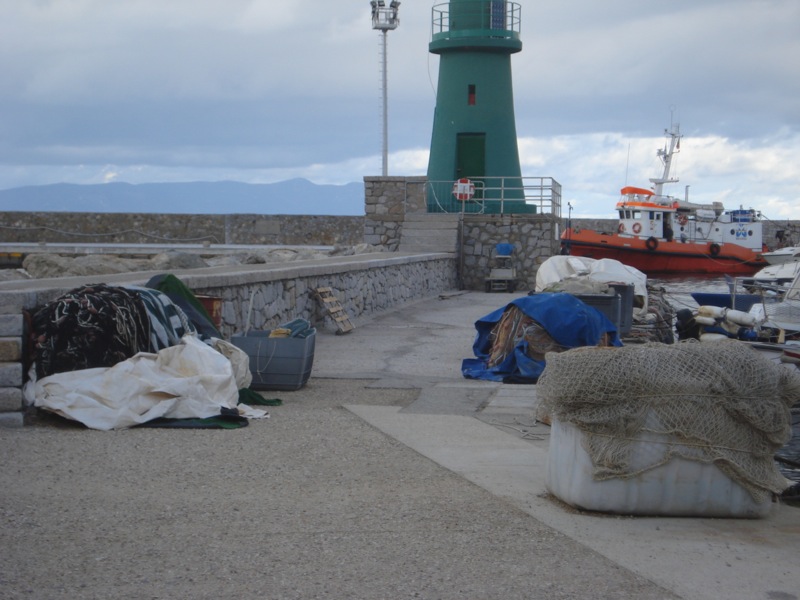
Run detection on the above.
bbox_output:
[649,123,681,198]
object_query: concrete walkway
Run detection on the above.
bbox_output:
[2,290,798,599]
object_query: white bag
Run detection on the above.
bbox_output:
[24,334,265,430]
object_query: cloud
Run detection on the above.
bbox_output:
[0,0,797,221]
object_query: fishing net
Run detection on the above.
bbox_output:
[537,339,800,502]
[487,305,611,367]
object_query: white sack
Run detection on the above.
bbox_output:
[534,256,648,317]
[24,334,263,430]
[210,338,253,390]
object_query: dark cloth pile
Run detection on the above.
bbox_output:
[30,283,195,379]
[31,284,149,379]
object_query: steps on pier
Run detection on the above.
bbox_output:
[398,213,461,253]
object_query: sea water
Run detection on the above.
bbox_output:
[652,274,800,485]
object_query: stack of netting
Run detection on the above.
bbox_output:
[488,305,573,366]
[30,283,195,379]
[538,339,800,503]
[487,303,614,368]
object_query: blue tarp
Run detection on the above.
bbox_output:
[461,293,622,383]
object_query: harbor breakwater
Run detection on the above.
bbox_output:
[2,213,797,252]
[0,213,364,247]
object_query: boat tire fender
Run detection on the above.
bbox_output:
[709,243,721,257]
[645,237,658,251]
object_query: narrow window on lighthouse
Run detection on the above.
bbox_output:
[468,84,476,106]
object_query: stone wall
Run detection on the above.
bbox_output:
[0,252,458,424]
[0,313,22,422]
[4,203,796,253]
[0,213,364,247]
[365,176,561,290]
[193,255,458,338]
[363,176,427,251]
[460,214,561,291]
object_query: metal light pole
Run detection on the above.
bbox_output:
[370,0,400,177]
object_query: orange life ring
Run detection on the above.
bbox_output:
[618,223,625,233]
[632,222,642,234]
[677,214,688,226]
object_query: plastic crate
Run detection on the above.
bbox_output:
[608,284,634,334]
[572,293,622,332]
[230,329,316,391]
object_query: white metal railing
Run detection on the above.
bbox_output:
[431,2,521,37]
[426,176,561,217]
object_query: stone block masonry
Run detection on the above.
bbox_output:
[0,213,364,247]
[460,214,560,291]
[186,254,458,338]
[364,176,428,251]
[365,177,562,290]
[0,312,24,413]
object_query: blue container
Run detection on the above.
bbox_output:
[495,243,514,256]
[231,329,316,391]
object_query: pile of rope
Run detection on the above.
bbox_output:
[538,339,800,502]
[488,304,611,367]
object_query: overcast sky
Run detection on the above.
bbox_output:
[1,0,798,218]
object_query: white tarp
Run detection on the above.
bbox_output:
[23,334,266,430]
[534,256,648,317]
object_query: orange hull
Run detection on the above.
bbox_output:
[561,229,767,275]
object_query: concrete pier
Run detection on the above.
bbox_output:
[2,290,798,599]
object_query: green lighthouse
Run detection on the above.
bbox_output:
[426,1,530,213]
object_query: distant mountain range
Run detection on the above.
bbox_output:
[0,179,365,215]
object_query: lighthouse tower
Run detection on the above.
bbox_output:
[426,1,529,213]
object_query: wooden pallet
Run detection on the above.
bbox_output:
[313,287,355,334]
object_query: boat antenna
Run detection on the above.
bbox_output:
[649,123,681,197]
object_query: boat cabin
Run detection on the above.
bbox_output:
[615,186,678,241]
[615,186,763,251]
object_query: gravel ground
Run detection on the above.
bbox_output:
[0,379,677,600]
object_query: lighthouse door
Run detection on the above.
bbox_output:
[456,133,485,197]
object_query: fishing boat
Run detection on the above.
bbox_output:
[561,124,769,275]
[762,246,800,265]
[690,274,782,312]
[740,260,800,291]
[676,267,800,350]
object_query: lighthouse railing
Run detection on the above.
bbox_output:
[431,2,521,38]
[425,176,561,217]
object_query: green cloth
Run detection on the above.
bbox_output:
[145,273,221,338]
[238,387,282,406]
[138,407,248,429]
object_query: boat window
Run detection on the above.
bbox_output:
[619,210,624,219]
[632,210,641,219]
